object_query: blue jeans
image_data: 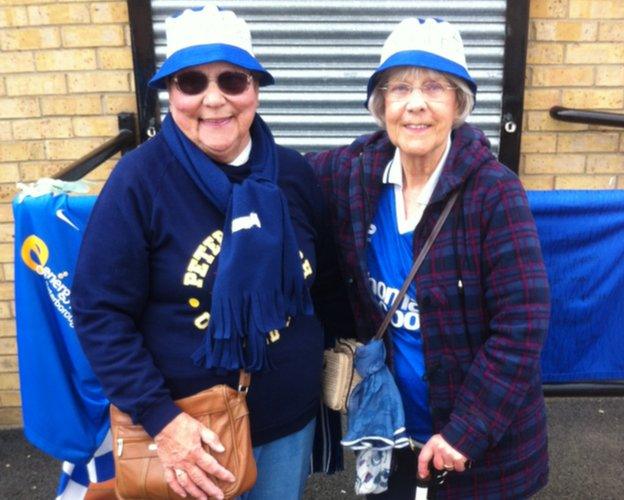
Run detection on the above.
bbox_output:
[239,417,316,500]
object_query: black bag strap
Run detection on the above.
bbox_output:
[373,190,460,341]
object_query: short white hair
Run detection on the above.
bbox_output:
[368,67,474,129]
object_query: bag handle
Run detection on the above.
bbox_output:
[238,370,251,394]
[373,190,460,341]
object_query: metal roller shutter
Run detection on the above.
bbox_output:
[150,0,507,153]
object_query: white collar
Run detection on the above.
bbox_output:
[381,135,451,233]
[228,140,252,166]
[382,135,451,200]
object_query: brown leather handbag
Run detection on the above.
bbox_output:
[109,371,256,499]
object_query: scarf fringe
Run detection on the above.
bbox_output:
[193,286,312,372]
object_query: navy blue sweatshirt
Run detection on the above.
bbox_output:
[71,132,350,444]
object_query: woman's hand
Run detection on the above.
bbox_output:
[418,434,468,479]
[155,412,236,499]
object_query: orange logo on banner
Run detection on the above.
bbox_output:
[21,235,49,273]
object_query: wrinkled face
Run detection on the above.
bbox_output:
[383,68,459,169]
[168,62,259,163]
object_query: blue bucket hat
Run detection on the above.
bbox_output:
[366,18,477,108]
[149,4,274,89]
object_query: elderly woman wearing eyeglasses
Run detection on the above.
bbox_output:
[307,18,550,498]
[71,4,350,499]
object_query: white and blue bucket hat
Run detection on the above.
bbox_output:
[366,18,477,108]
[149,4,274,89]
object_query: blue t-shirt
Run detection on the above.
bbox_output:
[366,185,433,443]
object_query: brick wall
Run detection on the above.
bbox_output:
[522,0,624,189]
[1,1,623,428]
[0,1,136,428]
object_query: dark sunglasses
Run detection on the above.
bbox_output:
[172,70,253,96]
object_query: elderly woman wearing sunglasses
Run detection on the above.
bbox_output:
[71,4,348,499]
[307,18,550,498]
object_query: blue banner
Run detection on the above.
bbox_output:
[528,190,624,383]
[13,193,109,463]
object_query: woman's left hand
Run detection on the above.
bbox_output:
[417,434,468,478]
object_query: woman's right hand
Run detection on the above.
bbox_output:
[155,412,236,499]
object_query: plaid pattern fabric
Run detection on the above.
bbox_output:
[306,123,550,498]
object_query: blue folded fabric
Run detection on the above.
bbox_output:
[529,190,624,383]
[341,339,411,450]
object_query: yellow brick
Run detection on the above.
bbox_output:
[527,111,588,131]
[596,66,624,86]
[41,94,101,116]
[0,336,17,354]
[0,244,11,263]
[0,406,22,428]
[0,122,12,141]
[555,175,615,189]
[0,222,12,242]
[521,133,558,153]
[19,160,68,181]
[570,0,624,18]
[62,25,125,48]
[83,158,116,182]
[0,27,60,50]
[598,22,624,42]
[519,174,555,190]
[0,79,5,97]
[558,132,619,152]
[0,315,15,336]
[532,66,593,87]
[5,73,66,97]
[586,154,624,173]
[98,47,133,69]
[0,164,19,183]
[35,48,96,71]
[524,154,586,174]
[73,116,118,137]
[12,117,73,140]
[523,89,561,110]
[0,390,20,406]
[90,2,128,23]
[618,177,624,189]
[529,0,568,18]
[562,89,623,109]
[533,20,597,42]
[0,141,45,162]
[0,355,17,372]
[27,4,90,25]
[0,301,12,319]
[0,97,39,119]
[0,51,35,73]
[0,7,28,27]
[0,205,12,223]
[566,43,624,64]
[67,71,129,93]
[103,94,137,114]
[45,138,103,160]
[0,371,18,390]
[526,42,564,64]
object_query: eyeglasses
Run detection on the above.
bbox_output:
[380,80,456,102]
[172,70,253,96]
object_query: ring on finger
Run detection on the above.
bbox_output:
[443,464,454,470]
[174,468,186,478]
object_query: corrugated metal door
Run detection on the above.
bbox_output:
[150,0,507,153]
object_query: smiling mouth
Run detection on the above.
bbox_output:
[200,117,231,126]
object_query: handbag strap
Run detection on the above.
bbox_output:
[238,370,251,394]
[373,190,460,341]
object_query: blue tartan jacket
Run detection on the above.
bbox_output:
[307,123,550,498]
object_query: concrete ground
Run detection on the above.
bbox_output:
[1,397,623,499]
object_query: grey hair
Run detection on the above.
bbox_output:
[368,67,474,129]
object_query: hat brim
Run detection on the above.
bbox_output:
[365,50,477,108]
[149,43,274,89]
